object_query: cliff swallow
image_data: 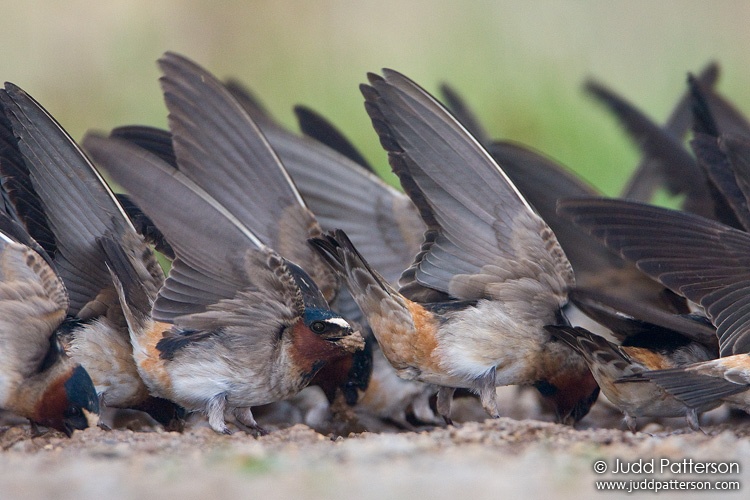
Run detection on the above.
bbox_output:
[132,52,373,417]
[105,73,439,428]
[558,182,750,358]
[106,123,376,418]
[151,55,367,372]
[83,52,364,434]
[85,133,363,434]
[558,156,750,414]
[0,210,99,436]
[309,68,600,425]
[0,83,184,430]
[545,322,716,432]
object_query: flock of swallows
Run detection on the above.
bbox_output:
[0,53,748,438]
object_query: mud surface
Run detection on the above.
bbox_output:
[2,390,748,499]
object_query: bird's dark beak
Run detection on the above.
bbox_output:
[62,422,75,438]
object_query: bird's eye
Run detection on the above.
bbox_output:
[310,321,327,333]
[65,406,83,418]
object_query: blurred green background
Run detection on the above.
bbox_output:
[1,0,749,195]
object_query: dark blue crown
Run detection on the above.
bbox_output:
[64,365,100,414]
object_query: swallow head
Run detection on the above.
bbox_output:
[287,307,365,391]
[283,258,365,353]
[283,258,365,387]
[35,364,100,436]
[302,307,365,353]
[535,368,600,426]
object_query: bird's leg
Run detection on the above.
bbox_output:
[206,393,230,434]
[624,413,638,433]
[686,408,705,434]
[477,367,499,418]
[436,386,456,425]
[234,407,268,436]
[28,420,42,438]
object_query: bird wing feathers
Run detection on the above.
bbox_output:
[0,225,68,384]
[362,69,573,304]
[0,84,132,318]
[558,198,750,356]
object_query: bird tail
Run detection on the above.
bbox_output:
[309,229,409,322]
[617,365,748,409]
[545,325,627,365]
[97,230,164,342]
[310,229,393,296]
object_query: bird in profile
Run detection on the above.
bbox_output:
[83,52,364,434]
[0,210,99,436]
[85,134,364,434]
[0,82,184,430]
[105,70,437,429]
[557,135,750,418]
[618,354,750,417]
[109,52,372,420]
[548,287,719,432]
[545,321,716,432]
[310,68,599,425]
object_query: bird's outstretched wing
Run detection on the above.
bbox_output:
[559,197,750,356]
[362,69,573,305]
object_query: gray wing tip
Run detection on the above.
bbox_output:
[158,50,193,68]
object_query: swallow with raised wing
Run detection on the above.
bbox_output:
[85,132,364,434]
[83,53,363,434]
[0,210,99,436]
[558,157,750,415]
[0,83,185,430]
[105,68,438,428]
[310,69,600,425]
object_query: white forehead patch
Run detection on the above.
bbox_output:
[84,408,100,428]
[325,317,351,329]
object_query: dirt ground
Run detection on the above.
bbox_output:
[1,388,748,500]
